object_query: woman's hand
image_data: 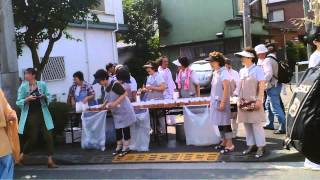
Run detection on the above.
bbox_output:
[254,100,262,110]
[145,85,154,91]
[219,101,226,112]
[106,102,116,109]
[82,97,89,104]
[25,95,37,102]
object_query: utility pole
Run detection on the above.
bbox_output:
[243,0,252,47]
[0,0,19,106]
[303,0,312,58]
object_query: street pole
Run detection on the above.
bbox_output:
[303,0,312,58]
[0,0,19,106]
[243,0,252,47]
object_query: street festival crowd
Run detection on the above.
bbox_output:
[2,34,320,178]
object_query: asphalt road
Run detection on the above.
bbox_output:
[15,162,320,180]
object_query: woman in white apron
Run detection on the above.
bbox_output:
[176,57,200,98]
[142,61,165,101]
[206,52,234,154]
[93,69,136,157]
[235,48,266,158]
[141,61,166,134]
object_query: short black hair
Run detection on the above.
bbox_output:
[73,71,84,81]
[94,69,109,81]
[225,59,231,65]
[116,68,131,83]
[178,57,190,67]
[25,68,37,75]
[314,32,320,42]
[106,63,115,71]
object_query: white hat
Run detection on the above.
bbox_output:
[172,59,181,67]
[234,51,255,58]
[254,44,268,54]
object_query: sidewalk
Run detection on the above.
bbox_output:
[19,125,303,165]
[19,88,301,165]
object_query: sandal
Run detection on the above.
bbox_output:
[214,144,225,150]
[112,149,122,156]
[255,147,265,158]
[242,146,257,155]
[119,148,131,157]
[220,145,235,154]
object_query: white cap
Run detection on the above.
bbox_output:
[234,51,255,58]
[172,59,181,67]
[254,44,268,54]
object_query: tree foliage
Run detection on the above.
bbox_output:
[123,0,171,86]
[13,0,100,79]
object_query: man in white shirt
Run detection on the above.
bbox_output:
[158,56,177,99]
[225,59,240,138]
[255,44,286,134]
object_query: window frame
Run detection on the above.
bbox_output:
[268,8,285,22]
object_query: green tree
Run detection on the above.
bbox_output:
[123,0,171,86]
[286,41,299,67]
[13,0,100,79]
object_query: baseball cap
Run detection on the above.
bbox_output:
[172,59,181,67]
[254,44,268,54]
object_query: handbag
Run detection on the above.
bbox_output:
[239,76,256,112]
[239,98,256,111]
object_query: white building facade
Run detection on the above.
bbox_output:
[18,0,127,102]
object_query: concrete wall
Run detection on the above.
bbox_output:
[18,28,115,102]
[160,0,269,46]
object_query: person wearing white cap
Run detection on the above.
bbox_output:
[172,59,182,84]
[235,47,266,158]
[255,44,286,134]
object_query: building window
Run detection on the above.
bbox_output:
[269,9,285,22]
[42,57,66,81]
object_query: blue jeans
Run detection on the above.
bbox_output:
[265,84,286,131]
[0,154,14,180]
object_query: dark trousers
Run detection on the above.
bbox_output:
[116,127,131,141]
[218,125,233,139]
[22,110,54,156]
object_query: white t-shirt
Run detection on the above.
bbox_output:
[309,50,320,68]
[158,66,176,99]
[75,86,81,97]
[130,76,138,92]
[240,64,265,81]
[225,68,241,96]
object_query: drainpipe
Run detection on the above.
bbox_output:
[112,0,119,64]
[84,17,91,82]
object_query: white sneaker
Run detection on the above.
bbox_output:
[304,158,320,170]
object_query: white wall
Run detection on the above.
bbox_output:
[18,27,116,102]
[97,0,124,24]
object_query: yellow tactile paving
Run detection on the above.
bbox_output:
[112,152,220,163]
